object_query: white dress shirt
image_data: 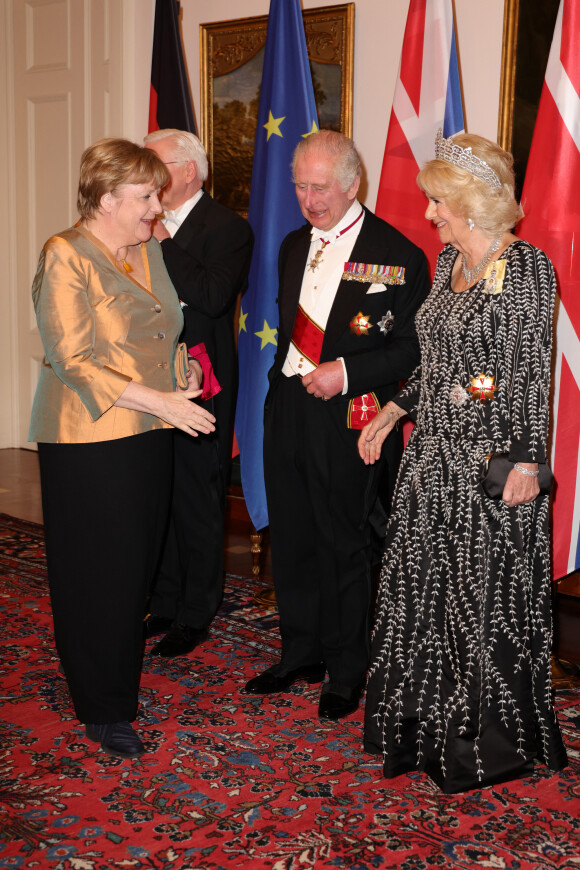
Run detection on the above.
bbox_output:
[161,190,204,307]
[282,200,365,393]
[162,189,204,238]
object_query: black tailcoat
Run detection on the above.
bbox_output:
[150,191,254,628]
[263,206,430,691]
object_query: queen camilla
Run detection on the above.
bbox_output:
[358,131,568,793]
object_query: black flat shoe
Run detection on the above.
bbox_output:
[143,614,173,639]
[150,624,208,657]
[243,662,326,694]
[318,690,361,720]
[85,721,145,759]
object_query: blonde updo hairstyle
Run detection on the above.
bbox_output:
[77,138,170,220]
[417,133,522,236]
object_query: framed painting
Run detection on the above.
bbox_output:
[497,0,559,198]
[200,3,354,216]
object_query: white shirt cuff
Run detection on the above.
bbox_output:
[338,357,348,394]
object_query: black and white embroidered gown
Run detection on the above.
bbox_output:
[364,240,568,793]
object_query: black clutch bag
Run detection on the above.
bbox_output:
[175,342,190,389]
[481,454,553,499]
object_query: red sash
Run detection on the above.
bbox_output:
[290,305,324,366]
[291,305,380,430]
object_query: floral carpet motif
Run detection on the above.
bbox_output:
[0,512,579,869]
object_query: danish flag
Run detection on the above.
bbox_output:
[518,0,580,580]
[375,0,464,274]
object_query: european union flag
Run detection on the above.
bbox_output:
[235,0,318,530]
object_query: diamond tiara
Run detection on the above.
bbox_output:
[434,130,502,189]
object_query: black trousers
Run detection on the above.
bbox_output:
[264,375,383,694]
[149,400,228,629]
[38,429,173,724]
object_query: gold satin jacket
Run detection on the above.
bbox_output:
[29,226,184,443]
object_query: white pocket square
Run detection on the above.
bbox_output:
[366,284,387,294]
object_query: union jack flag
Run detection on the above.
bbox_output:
[375,0,464,275]
[518,0,580,581]
[375,0,464,447]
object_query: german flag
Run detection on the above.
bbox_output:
[148,0,196,133]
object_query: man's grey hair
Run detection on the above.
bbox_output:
[291,129,361,192]
[144,129,208,182]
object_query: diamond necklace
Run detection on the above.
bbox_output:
[461,235,502,285]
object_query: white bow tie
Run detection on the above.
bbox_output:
[311,229,335,244]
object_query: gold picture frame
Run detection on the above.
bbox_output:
[497,0,559,195]
[497,0,520,154]
[200,3,354,216]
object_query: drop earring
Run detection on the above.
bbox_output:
[467,218,475,232]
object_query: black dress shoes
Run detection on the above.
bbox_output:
[318,687,362,720]
[150,623,208,657]
[85,721,145,759]
[243,662,326,694]
[143,614,173,639]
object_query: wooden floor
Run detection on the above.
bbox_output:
[0,448,272,583]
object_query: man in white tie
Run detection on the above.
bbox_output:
[243,131,430,718]
[143,129,253,657]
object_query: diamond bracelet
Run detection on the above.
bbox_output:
[514,462,539,477]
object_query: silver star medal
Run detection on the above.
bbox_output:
[378,311,394,334]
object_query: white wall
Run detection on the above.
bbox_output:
[1,0,126,449]
[128,0,506,208]
[0,0,17,447]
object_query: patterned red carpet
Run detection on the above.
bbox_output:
[1,512,579,870]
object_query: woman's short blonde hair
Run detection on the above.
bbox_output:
[77,138,170,220]
[417,133,522,235]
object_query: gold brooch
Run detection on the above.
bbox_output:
[349,312,373,335]
[469,373,497,403]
